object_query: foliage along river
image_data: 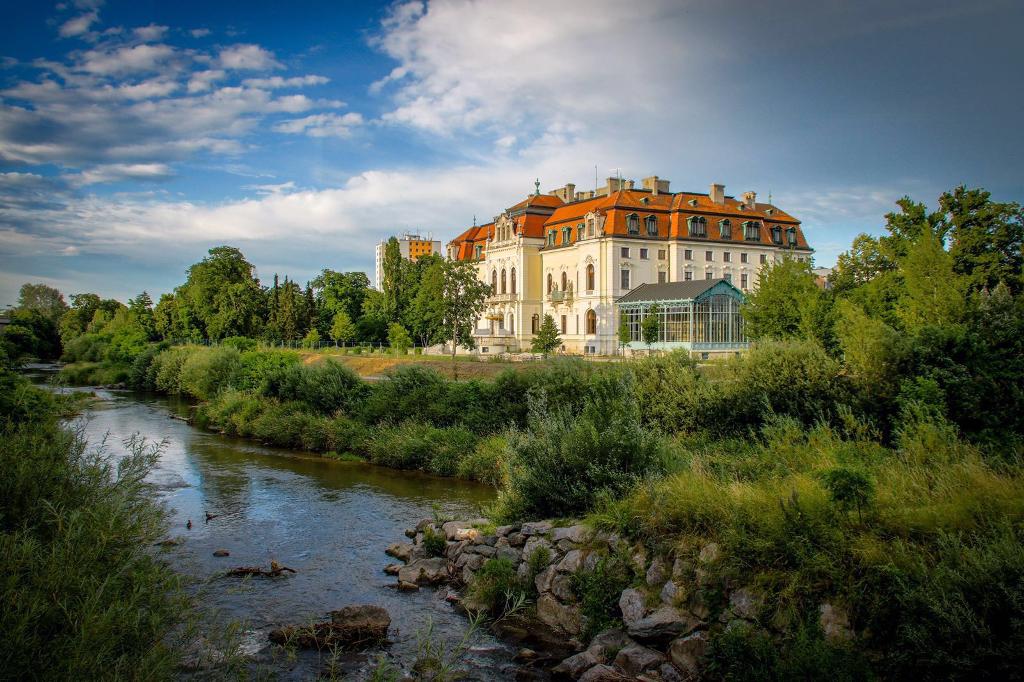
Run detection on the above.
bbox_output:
[31,370,516,680]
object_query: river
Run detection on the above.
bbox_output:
[31,371,518,680]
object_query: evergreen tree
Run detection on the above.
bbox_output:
[898,225,966,332]
[938,186,1023,293]
[381,237,404,320]
[531,314,561,356]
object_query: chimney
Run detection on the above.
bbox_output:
[710,183,725,205]
[565,183,575,202]
[742,191,757,210]
[642,175,660,195]
[625,179,635,190]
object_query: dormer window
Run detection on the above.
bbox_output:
[770,226,783,244]
[474,244,483,258]
[547,230,556,246]
[688,198,698,207]
[562,226,572,244]
[587,219,595,237]
[627,213,640,235]
[743,221,761,241]
[641,196,650,205]
[719,219,732,239]
[577,223,585,241]
[687,216,708,238]
[786,226,797,247]
[645,215,658,236]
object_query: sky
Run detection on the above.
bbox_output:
[1,0,1022,305]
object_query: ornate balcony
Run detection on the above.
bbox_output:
[487,292,517,303]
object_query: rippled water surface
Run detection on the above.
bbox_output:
[34,373,514,679]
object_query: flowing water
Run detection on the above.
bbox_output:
[30,370,516,680]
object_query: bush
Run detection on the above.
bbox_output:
[261,359,367,415]
[366,421,476,476]
[495,372,666,521]
[571,554,636,639]
[457,434,509,486]
[465,557,528,616]
[236,349,299,392]
[423,526,446,557]
[177,346,241,400]
[150,347,192,394]
[221,336,257,352]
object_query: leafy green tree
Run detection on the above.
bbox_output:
[175,246,265,340]
[1,308,61,360]
[330,311,357,344]
[17,283,67,322]
[302,328,320,348]
[742,259,835,349]
[381,237,404,320]
[938,186,1023,293]
[388,323,412,354]
[127,292,156,341]
[531,314,561,357]
[438,259,491,366]
[312,270,369,323]
[618,314,631,354]
[407,255,446,347]
[898,225,966,332]
[359,289,390,343]
[641,304,660,349]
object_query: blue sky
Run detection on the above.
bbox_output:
[1,0,1022,305]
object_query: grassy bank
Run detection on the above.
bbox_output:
[1,363,187,678]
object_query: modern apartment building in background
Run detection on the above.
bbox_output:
[373,233,443,290]
[447,176,813,356]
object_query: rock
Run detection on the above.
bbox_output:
[550,574,576,602]
[497,547,522,563]
[521,521,553,536]
[557,539,578,553]
[583,552,601,572]
[535,565,556,594]
[537,593,582,636]
[631,545,648,574]
[557,549,585,573]
[523,536,554,563]
[628,607,702,644]
[383,563,401,576]
[728,587,763,621]
[671,556,688,581]
[515,648,539,662]
[668,631,708,677]
[553,649,601,678]
[397,580,420,592]
[660,581,678,605]
[819,603,853,642]
[467,544,497,558]
[441,520,466,540]
[455,552,485,572]
[446,539,469,559]
[508,532,526,547]
[646,557,668,587]
[578,664,629,681]
[269,605,390,649]
[404,528,416,539]
[657,662,685,682]
[619,587,648,626]
[397,558,449,585]
[496,524,517,537]
[553,524,592,544]
[385,542,414,562]
[212,549,230,557]
[454,527,482,542]
[415,518,434,532]
[698,542,720,565]
[588,628,633,660]
[614,642,666,677]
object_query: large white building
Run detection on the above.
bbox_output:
[448,176,813,355]
[374,233,443,290]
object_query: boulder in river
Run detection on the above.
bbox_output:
[268,605,390,649]
[212,549,230,557]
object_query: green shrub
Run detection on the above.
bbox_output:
[221,336,257,352]
[423,526,446,558]
[150,347,192,394]
[465,557,528,616]
[366,422,476,476]
[262,359,367,415]
[236,349,300,392]
[457,434,509,486]
[571,554,635,639]
[177,346,241,400]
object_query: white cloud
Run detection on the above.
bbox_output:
[78,43,176,75]
[190,28,211,38]
[133,24,168,42]
[67,162,175,186]
[242,75,329,89]
[218,44,283,71]
[187,69,225,93]
[59,11,100,38]
[274,112,364,138]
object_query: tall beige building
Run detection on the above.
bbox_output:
[448,176,813,355]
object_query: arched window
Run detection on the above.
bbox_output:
[585,309,597,335]
[627,213,640,234]
[719,219,732,239]
[510,267,517,294]
[531,314,540,333]
[491,269,497,294]
[500,268,507,294]
[586,263,595,291]
[688,216,707,238]
[561,272,568,292]
[547,273,553,293]
[646,215,658,236]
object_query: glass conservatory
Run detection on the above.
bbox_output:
[617,278,749,354]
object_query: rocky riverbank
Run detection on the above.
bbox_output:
[385,518,856,681]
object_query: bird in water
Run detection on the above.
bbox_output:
[186,519,192,530]
[205,512,217,523]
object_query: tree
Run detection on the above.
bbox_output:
[938,186,1023,293]
[438,260,491,367]
[618,314,631,355]
[641,304,660,349]
[407,256,446,347]
[175,246,265,340]
[17,283,67,322]
[313,270,370,323]
[531,314,561,357]
[302,328,320,348]
[742,258,835,349]
[359,289,390,343]
[127,292,156,341]
[388,323,412,354]
[898,225,966,332]
[381,237,404,320]
[330,311,357,345]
